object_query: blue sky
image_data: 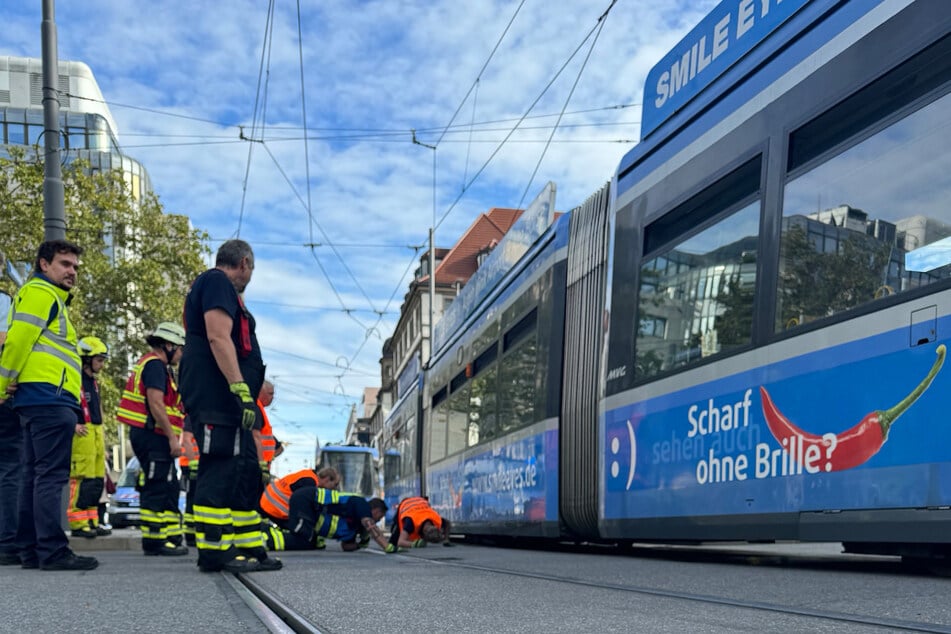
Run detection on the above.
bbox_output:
[2,0,716,475]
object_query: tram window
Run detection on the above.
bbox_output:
[499,330,537,433]
[446,387,469,457]
[472,343,498,377]
[788,35,951,173]
[431,385,447,408]
[450,369,467,393]
[429,402,448,463]
[503,308,537,352]
[778,87,951,331]
[469,361,498,446]
[636,200,760,379]
[399,416,417,478]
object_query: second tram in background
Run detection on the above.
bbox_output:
[315,444,381,499]
[382,0,951,560]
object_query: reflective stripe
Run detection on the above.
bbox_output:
[31,343,82,374]
[116,352,184,432]
[194,506,232,523]
[42,329,73,349]
[0,367,17,379]
[11,312,46,328]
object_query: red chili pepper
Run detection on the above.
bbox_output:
[760,344,945,472]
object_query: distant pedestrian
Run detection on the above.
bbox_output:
[67,336,111,539]
[116,322,188,556]
[179,239,281,573]
[387,496,452,552]
[0,240,97,570]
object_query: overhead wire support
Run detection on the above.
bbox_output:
[237,0,276,238]
[434,0,618,232]
[517,0,616,210]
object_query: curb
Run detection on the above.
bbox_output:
[70,528,141,552]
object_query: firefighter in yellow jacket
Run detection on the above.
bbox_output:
[116,322,188,556]
[67,336,110,539]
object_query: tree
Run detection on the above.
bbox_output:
[0,146,209,452]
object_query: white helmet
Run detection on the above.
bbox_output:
[149,322,185,346]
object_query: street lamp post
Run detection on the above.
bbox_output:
[41,0,67,241]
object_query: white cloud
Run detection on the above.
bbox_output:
[3,0,717,460]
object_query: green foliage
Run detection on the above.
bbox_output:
[0,146,210,449]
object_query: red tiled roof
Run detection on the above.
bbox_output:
[434,207,523,286]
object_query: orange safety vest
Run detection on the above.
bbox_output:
[259,469,318,520]
[257,398,276,463]
[397,497,443,540]
[116,352,185,435]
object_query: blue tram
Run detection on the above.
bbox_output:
[383,0,951,559]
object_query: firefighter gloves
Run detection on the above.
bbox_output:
[229,381,257,430]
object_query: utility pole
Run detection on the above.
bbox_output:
[41,0,67,241]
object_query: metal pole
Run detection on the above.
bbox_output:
[41,0,67,241]
[428,227,435,365]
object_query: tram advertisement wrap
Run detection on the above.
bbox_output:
[428,427,557,524]
[603,341,950,518]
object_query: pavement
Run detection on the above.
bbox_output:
[68,526,142,552]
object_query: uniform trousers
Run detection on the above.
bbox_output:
[15,405,76,566]
[0,403,22,557]
[192,419,268,569]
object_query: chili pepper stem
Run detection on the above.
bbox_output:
[878,344,946,436]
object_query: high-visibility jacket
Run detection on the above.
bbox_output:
[257,398,276,463]
[71,379,105,479]
[0,275,81,408]
[116,352,184,435]
[397,497,443,541]
[259,469,318,520]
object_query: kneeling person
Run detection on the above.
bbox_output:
[388,496,451,552]
[259,466,339,528]
[265,486,387,552]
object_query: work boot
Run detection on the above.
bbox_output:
[254,556,283,571]
[71,527,97,539]
[221,555,260,573]
[144,542,188,557]
[95,525,113,537]
[41,552,99,571]
[0,552,20,565]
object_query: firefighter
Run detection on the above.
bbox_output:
[67,336,110,538]
[178,239,281,573]
[266,485,387,552]
[116,322,188,556]
[387,496,452,551]
[255,380,277,474]
[259,466,340,527]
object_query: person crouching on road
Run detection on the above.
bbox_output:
[67,336,111,539]
[116,322,188,556]
[388,496,452,552]
[259,466,340,529]
[267,486,388,552]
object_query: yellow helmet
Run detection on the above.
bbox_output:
[77,336,109,358]
[149,322,185,346]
